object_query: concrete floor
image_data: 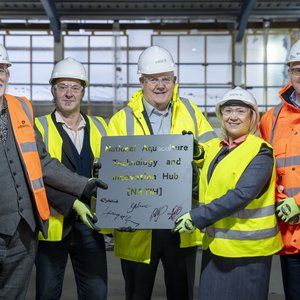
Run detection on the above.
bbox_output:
[26,248,285,300]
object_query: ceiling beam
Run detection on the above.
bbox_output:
[1,20,300,32]
[236,0,256,42]
[40,0,61,42]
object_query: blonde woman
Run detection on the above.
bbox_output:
[174,87,283,300]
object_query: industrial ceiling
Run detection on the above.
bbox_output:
[0,0,299,42]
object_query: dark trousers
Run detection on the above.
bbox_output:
[280,253,300,300]
[0,219,37,299]
[35,220,107,300]
[121,229,197,300]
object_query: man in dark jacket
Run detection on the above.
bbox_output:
[0,43,107,299]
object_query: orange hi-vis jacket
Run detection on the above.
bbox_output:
[260,82,300,254]
[5,94,50,221]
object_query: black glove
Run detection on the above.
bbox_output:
[192,161,199,201]
[182,130,204,160]
[86,214,101,231]
[82,178,108,200]
[92,158,101,178]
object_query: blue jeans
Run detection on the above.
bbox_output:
[35,220,107,300]
[280,253,300,300]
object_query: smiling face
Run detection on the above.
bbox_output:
[221,105,252,141]
[52,78,84,116]
[140,72,176,111]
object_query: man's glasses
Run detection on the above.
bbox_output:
[53,84,83,93]
[142,76,174,86]
[290,68,300,76]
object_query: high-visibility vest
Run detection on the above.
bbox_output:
[35,113,108,241]
[200,135,283,257]
[5,94,50,220]
[108,85,218,263]
[260,82,300,254]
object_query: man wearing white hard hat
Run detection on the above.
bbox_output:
[260,39,300,300]
[107,45,218,300]
[174,87,282,300]
[0,46,108,298]
[35,57,109,300]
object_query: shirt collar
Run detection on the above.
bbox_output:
[54,110,86,129]
[142,98,172,117]
[289,90,300,108]
[220,134,248,150]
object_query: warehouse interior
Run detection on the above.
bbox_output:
[0,1,299,299]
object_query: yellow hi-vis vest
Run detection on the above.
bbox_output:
[200,135,283,257]
[108,86,218,263]
[35,113,110,241]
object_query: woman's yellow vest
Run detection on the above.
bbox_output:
[200,135,283,257]
[35,113,109,241]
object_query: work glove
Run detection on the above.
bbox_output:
[275,197,300,223]
[73,199,100,231]
[172,212,195,233]
[82,178,108,200]
[288,215,300,224]
[182,130,204,160]
[192,161,200,201]
[92,157,101,178]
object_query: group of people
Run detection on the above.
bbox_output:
[0,38,300,300]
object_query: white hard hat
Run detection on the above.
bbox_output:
[49,57,88,86]
[0,43,11,67]
[286,40,300,66]
[137,46,176,75]
[216,87,260,123]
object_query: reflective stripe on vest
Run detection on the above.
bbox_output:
[37,116,49,150]
[5,94,50,220]
[206,224,279,241]
[270,103,283,146]
[123,106,134,135]
[282,187,300,198]
[230,204,275,219]
[276,155,300,168]
[90,116,106,136]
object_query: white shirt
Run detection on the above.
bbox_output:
[54,111,86,154]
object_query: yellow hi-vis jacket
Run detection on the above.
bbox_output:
[107,84,218,263]
[35,113,109,241]
[200,135,283,257]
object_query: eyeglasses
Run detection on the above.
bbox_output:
[290,68,300,76]
[0,67,8,75]
[221,107,250,117]
[53,84,84,93]
[142,76,174,86]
